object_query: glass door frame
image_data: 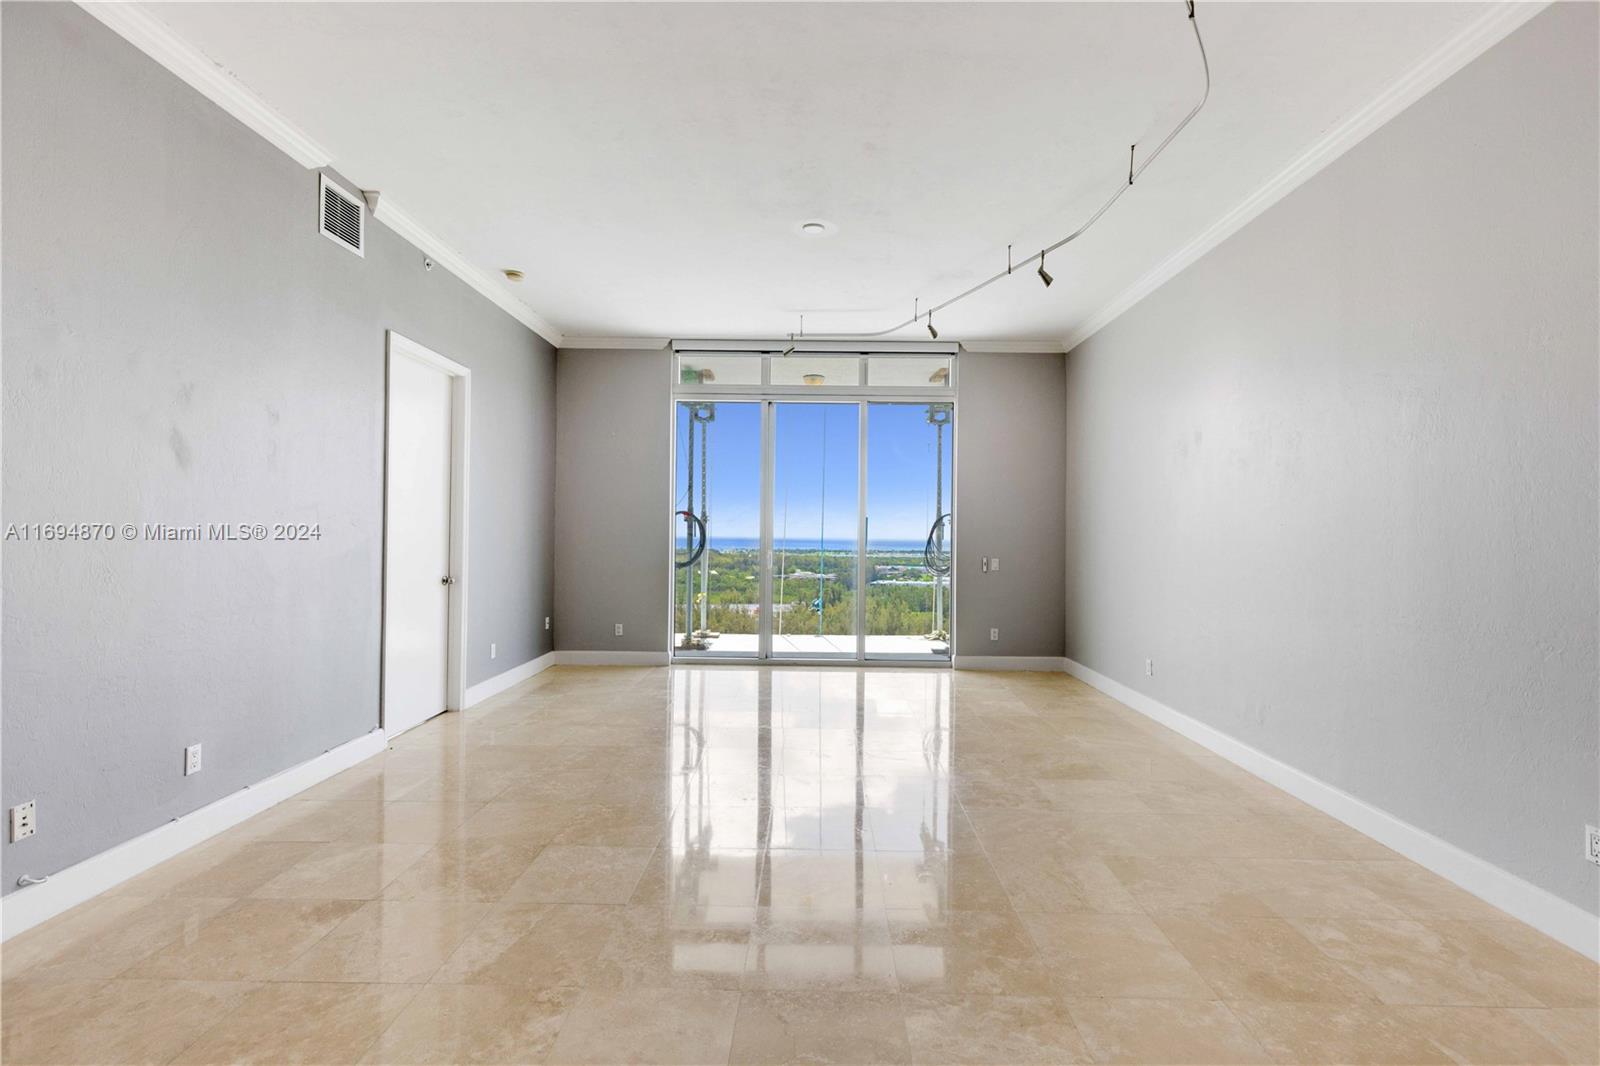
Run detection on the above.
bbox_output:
[668,349,957,665]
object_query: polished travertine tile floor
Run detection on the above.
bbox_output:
[3,667,1595,1064]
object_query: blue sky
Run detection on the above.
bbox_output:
[674,402,952,544]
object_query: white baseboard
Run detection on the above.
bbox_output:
[464,651,555,707]
[954,655,1068,672]
[0,729,388,942]
[1063,658,1600,962]
[553,650,671,666]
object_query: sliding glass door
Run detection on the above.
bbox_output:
[673,401,762,658]
[771,403,860,658]
[864,402,953,659]
[670,353,955,662]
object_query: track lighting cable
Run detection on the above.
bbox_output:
[807,0,1211,340]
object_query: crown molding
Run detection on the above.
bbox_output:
[1060,0,1549,354]
[372,201,564,346]
[77,2,334,169]
[958,340,1066,354]
[76,1,565,348]
[559,337,673,351]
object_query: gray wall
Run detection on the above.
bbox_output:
[2,2,555,891]
[551,346,1066,660]
[553,347,672,654]
[955,352,1067,659]
[1063,4,1598,913]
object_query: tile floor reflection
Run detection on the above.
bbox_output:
[2,666,1595,1064]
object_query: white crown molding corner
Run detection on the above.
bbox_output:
[957,340,1066,355]
[463,651,555,707]
[1059,0,1551,354]
[559,337,674,351]
[1062,657,1600,962]
[76,2,333,169]
[371,201,564,347]
[952,655,1069,672]
[75,1,565,349]
[0,729,388,942]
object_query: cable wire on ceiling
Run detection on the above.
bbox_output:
[801,0,1212,343]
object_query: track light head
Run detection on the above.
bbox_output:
[1037,252,1053,288]
[927,313,938,340]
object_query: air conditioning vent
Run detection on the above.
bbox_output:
[319,173,364,257]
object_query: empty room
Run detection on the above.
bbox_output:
[2,1,1596,1063]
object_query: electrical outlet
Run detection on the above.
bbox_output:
[1145,659,1154,677]
[1586,825,1600,866]
[545,617,551,631]
[184,743,202,776]
[614,623,624,637]
[989,627,999,641]
[991,557,1001,572]
[490,642,497,660]
[10,800,35,842]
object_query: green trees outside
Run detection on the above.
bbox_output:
[679,548,947,637]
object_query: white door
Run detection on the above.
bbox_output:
[384,349,455,736]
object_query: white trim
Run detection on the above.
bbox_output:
[560,337,672,351]
[958,341,1066,354]
[384,331,471,725]
[953,655,1068,672]
[1060,1,1549,353]
[553,651,671,667]
[672,339,959,356]
[1062,657,1600,962]
[74,2,565,348]
[1,730,387,942]
[372,201,564,347]
[464,651,556,707]
[76,2,334,169]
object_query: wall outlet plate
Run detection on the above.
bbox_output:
[1145,659,1154,677]
[545,617,551,631]
[184,743,202,776]
[615,623,624,637]
[1587,824,1600,866]
[10,800,36,842]
[490,642,497,660]
[989,627,999,641]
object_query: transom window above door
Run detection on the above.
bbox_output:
[674,348,955,394]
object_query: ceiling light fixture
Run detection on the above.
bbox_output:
[803,0,1210,340]
[502,269,524,282]
[794,220,837,237]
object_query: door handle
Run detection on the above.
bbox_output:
[441,576,455,585]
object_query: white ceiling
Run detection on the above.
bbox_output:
[142,1,1500,345]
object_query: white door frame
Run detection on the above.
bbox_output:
[383,330,471,720]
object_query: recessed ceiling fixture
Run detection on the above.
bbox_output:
[794,220,837,237]
[502,268,525,282]
[806,0,1211,340]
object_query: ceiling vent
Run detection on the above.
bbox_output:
[318,173,364,257]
